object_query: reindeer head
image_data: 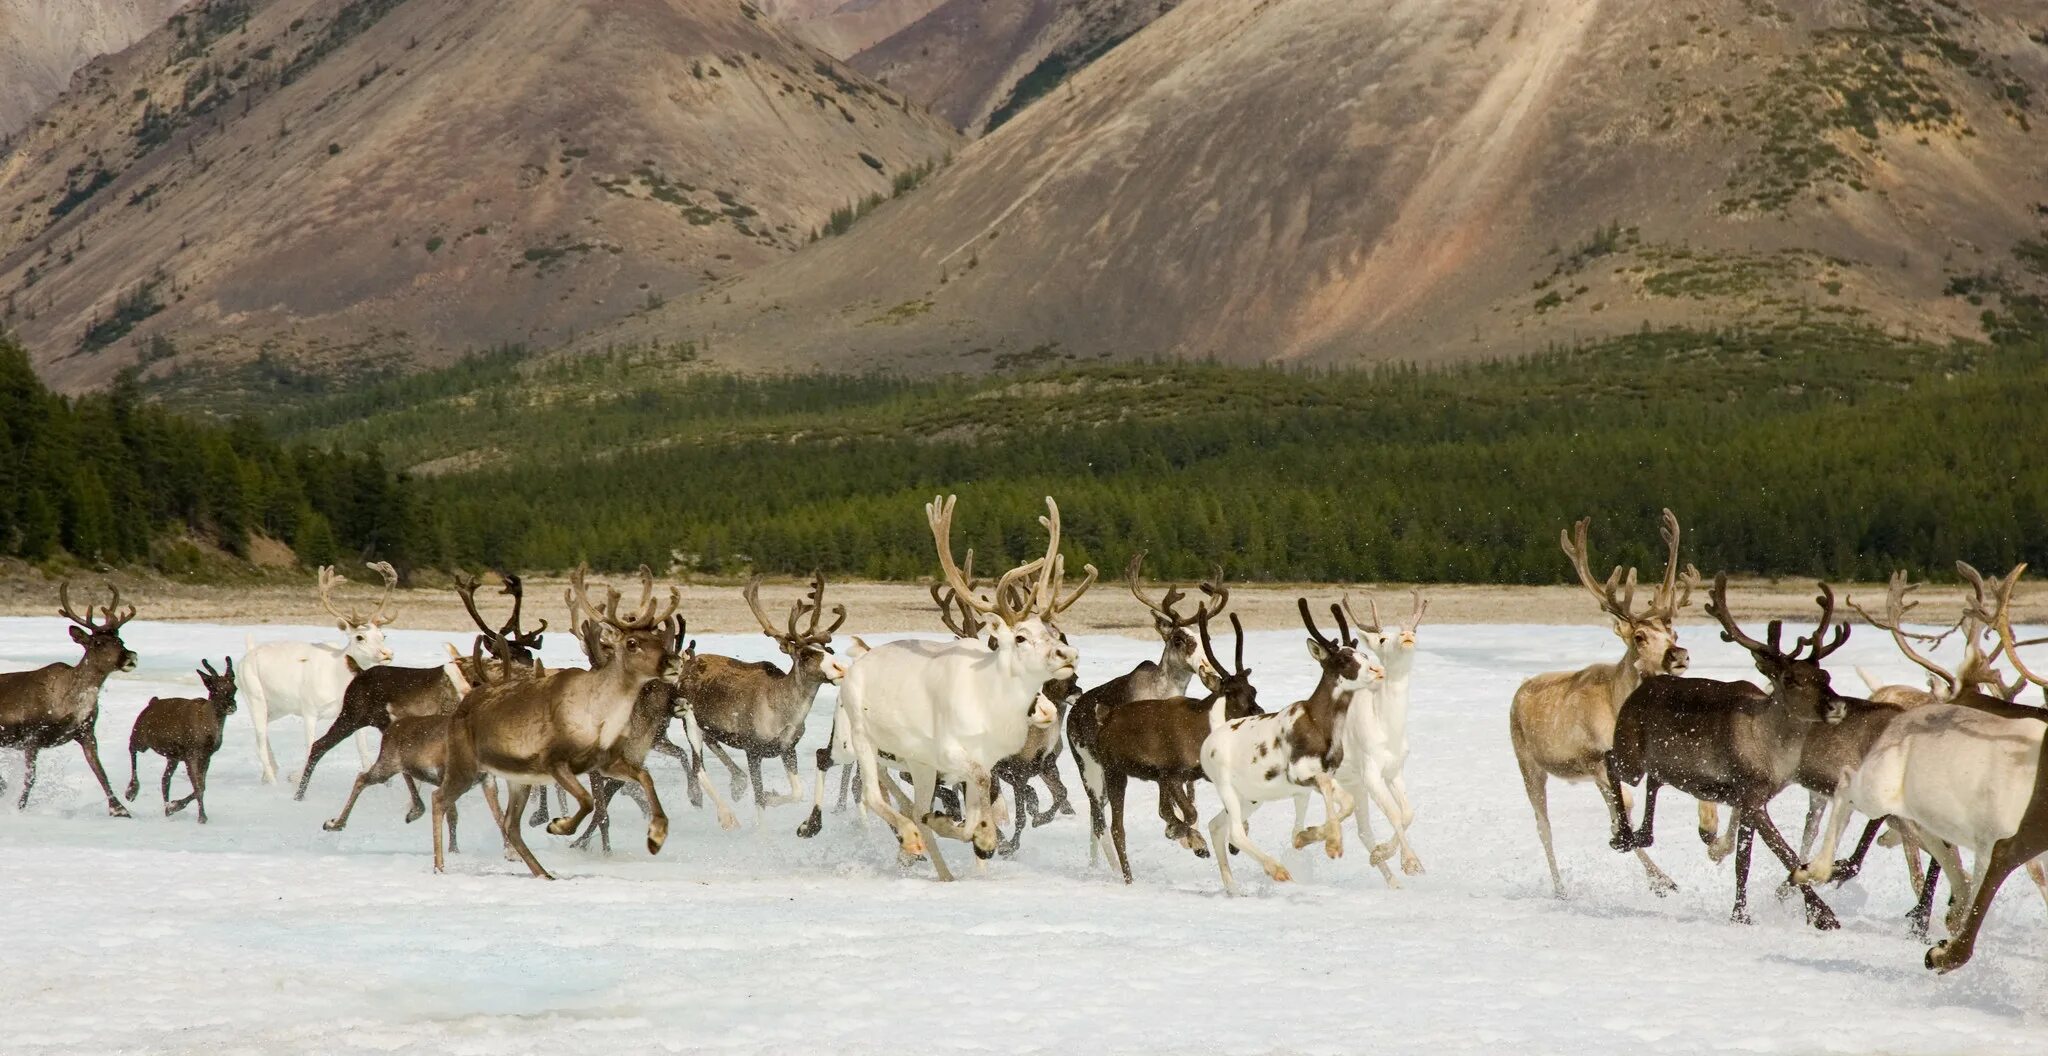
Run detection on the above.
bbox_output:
[1127,551,1228,682]
[745,570,847,682]
[1342,589,1427,675]
[58,582,137,673]
[927,494,1092,686]
[454,571,547,675]
[1300,597,1375,694]
[1561,510,1699,677]
[1195,609,1260,714]
[569,565,683,683]
[317,563,397,668]
[1708,574,1848,725]
[197,658,238,717]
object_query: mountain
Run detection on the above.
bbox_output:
[850,0,1182,134]
[0,0,190,137]
[0,0,960,391]
[613,0,2047,374]
[757,0,949,58]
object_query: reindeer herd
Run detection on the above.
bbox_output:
[3,498,2047,974]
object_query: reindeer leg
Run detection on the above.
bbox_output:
[900,766,954,881]
[499,783,554,880]
[1514,747,1565,897]
[1731,822,1755,925]
[706,741,749,802]
[1037,756,1074,821]
[1347,775,1398,886]
[402,775,426,824]
[1626,778,1664,851]
[1747,807,1838,930]
[1927,826,2048,973]
[446,795,460,855]
[1697,800,1719,847]
[73,727,128,817]
[1312,773,1352,860]
[677,709,736,829]
[1216,788,1288,889]
[191,758,211,825]
[324,768,381,831]
[295,714,361,801]
[1706,802,1739,864]
[167,758,200,816]
[1907,852,1943,940]
[1166,781,1209,857]
[1107,772,1132,884]
[545,764,595,837]
[160,757,177,806]
[125,745,140,802]
[1828,821,1885,887]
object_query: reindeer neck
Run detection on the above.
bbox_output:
[59,654,120,704]
[1157,639,1197,689]
[1609,649,1648,704]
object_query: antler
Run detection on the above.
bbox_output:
[1707,573,1779,657]
[315,566,362,626]
[1127,551,1191,626]
[1194,566,1229,622]
[563,581,610,664]
[364,562,399,626]
[1195,607,1245,678]
[788,570,847,645]
[1992,565,2048,689]
[1033,497,1063,614]
[1330,602,1358,648]
[1040,553,1098,620]
[1340,593,1382,635]
[56,581,132,632]
[1561,518,1643,624]
[1652,509,1702,620]
[498,574,545,651]
[1849,572,1960,698]
[1404,589,1428,632]
[927,494,1042,628]
[742,576,782,639]
[1792,583,1850,661]
[1298,597,1337,652]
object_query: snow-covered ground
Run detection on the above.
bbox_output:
[3,615,2046,1054]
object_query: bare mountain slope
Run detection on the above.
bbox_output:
[851,0,1181,134]
[0,0,959,390]
[0,0,190,136]
[623,0,2047,374]
[756,0,949,57]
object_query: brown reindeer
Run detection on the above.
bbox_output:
[1508,511,1706,897]
[125,658,237,823]
[1076,609,1261,883]
[0,583,137,815]
[665,572,846,816]
[1604,575,1848,930]
[431,566,684,879]
[295,573,542,802]
[1066,553,1230,854]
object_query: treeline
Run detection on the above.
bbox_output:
[325,323,2048,584]
[0,339,412,570]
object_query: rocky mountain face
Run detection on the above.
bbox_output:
[0,0,190,137]
[0,0,960,390]
[610,0,2046,374]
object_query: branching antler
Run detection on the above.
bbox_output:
[1561,518,1644,624]
[1992,565,2048,690]
[1707,573,1779,656]
[1653,509,1702,621]
[1850,572,1962,698]
[365,561,399,626]
[57,582,133,633]
[927,494,1044,628]
[315,566,362,626]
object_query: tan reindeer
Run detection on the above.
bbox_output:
[1508,510,1707,897]
[431,565,684,879]
[0,583,138,815]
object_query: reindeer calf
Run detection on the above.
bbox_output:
[126,659,238,823]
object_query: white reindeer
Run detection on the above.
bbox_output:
[1201,600,1377,895]
[825,494,1092,879]
[1328,591,1426,885]
[240,564,397,784]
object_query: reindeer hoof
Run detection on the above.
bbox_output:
[404,806,425,824]
[1698,827,1716,846]
[796,808,822,838]
[124,783,138,802]
[1925,940,1958,973]
[899,832,926,858]
[1369,843,1397,866]
[1268,865,1293,883]
[1810,906,1841,931]
[108,802,131,819]
[1401,854,1424,876]
[1905,909,1931,940]
[322,819,344,831]
[546,817,577,837]
[1827,860,1860,887]
[1730,908,1754,926]
[1649,875,1678,897]
[718,810,740,831]
[1291,831,1318,850]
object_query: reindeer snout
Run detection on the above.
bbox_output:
[1665,646,1690,674]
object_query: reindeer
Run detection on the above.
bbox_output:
[0,583,137,815]
[1200,600,1376,895]
[1798,566,2048,940]
[1333,590,1427,885]
[125,658,237,822]
[1078,608,1260,883]
[431,566,684,879]
[923,556,1090,856]
[1920,578,2048,971]
[1604,575,1847,930]
[295,572,537,801]
[1508,510,1707,897]
[1066,553,1229,855]
[666,573,847,817]
[241,563,397,785]
[811,495,1090,878]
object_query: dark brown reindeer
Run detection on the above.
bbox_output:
[1604,575,1847,930]
[432,566,685,879]
[125,658,237,822]
[1066,553,1230,854]
[660,572,846,816]
[296,573,546,802]
[0,583,137,816]
[1074,608,1260,883]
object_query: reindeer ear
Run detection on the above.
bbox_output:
[69,625,90,644]
[338,620,352,633]
[1306,638,1329,662]
[983,629,1003,652]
